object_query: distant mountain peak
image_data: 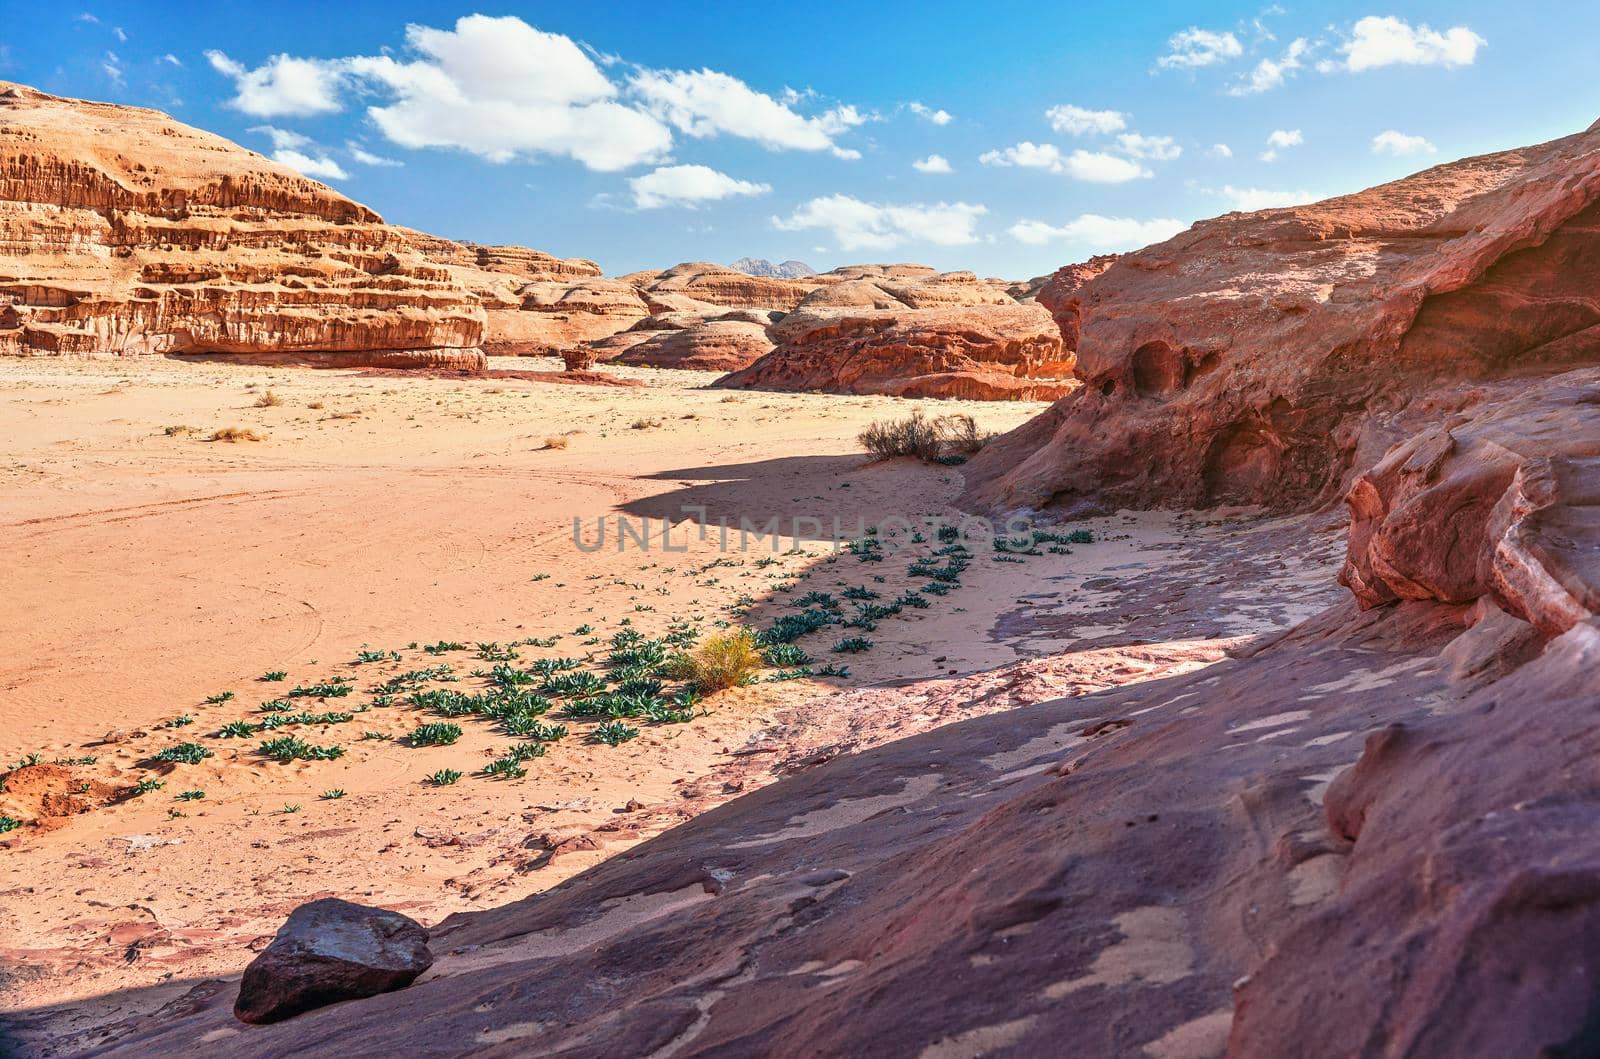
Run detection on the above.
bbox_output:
[731,257,817,279]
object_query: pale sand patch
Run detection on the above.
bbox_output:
[1142,1009,1234,1059]
[1228,709,1311,734]
[727,773,942,848]
[918,1016,1038,1059]
[1043,906,1193,998]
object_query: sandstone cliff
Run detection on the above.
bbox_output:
[963,120,1600,513]
[0,83,617,371]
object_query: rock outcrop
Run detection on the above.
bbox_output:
[0,82,626,371]
[718,301,1074,400]
[0,82,490,370]
[730,257,817,280]
[233,899,433,1024]
[588,309,779,371]
[963,120,1600,514]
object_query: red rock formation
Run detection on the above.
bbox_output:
[717,301,1074,400]
[0,82,491,370]
[963,120,1600,514]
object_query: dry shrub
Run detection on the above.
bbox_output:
[542,435,570,450]
[631,417,662,430]
[858,411,996,462]
[254,390,282,408]
[163,424,197,436]
[209,427,265,443]
[688,629,761,694]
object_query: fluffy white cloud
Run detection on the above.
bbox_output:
[980,142,1152,183]
[909,102,953,125]
[206,50,346,117]
[628,164,770,209]
[1221,185,1310,211]
[1229,37,1310,95]
[1009,214,1187,250]
[248,126,348,180]
[348,143,402,167]
[1208,143,1233,159]
[1158,28,1243,69]
[101,51,124,85]
[161,53,182,67]
[1116,133,1181,161]
[1371,129,1437,156]
[913,154,953,174]
[1260,128,1303,162]
[1044,104,1127,136]
[1333,16,1484,72]
[204,15,868,171]
[773,195,986,250]
[274,150,348,181]
[631,68,865,157]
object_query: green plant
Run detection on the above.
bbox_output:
[763,643,812,667]
[155,742,213,765]
[475,642,519,662]
[896,592,931,609]
[816,662,852,677]
[133,778,165,794]
[203,691,235,704]
[160,714,194,728]
[219,721,259,738]
[354,648,400,664]
[258,736,346,762]
[0,815,21,833]
[260,670,288,682]
[833,636,873,654]
[409,722,463,747]
[175,789,205,801]
[842,585,880,601]
[592,720,640,746]
[362,731,391,741]
[287,679,352,699]
[281,804,302,814]
[483,756,528,780]
[428,768,462,786]
[322,789,346,800]
[424,641,467,655]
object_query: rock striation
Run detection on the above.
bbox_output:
[715,270,1074,400]
[963,120,1600,513]
[730,257,817,279]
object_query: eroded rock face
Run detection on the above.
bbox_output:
[717,298,1074,401]
[233,899,432,1025]
[963,119,1600,514]
[0,83,488,369]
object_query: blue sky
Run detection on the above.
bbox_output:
[6,2,1598,277]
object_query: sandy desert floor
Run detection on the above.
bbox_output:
[0,357,1345,1053]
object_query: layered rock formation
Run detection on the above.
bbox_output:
[716,270,1075,400]
[730,256,817,279]
[964,120,1600,513]
[0,82,488,370]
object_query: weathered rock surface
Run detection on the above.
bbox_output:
[0,82,490,369]
[963,119,1600,513]
[718,301,1075,400]
[596,317,776,372]
[730,257,817,280]
[0,82,625,371]
[232,899,432,1025]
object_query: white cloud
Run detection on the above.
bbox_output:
[248,125,312,151]
[773,195,986,250]
[101,50,123,85]
[75,12,99,23]
[1230,37,1310,95]
[206,49,346,117]
[1158,28,1243,69]
[1044,104,1127,136]
[204,16,871,172]
[1208,143,1233,159]
[913,154,953,174]
[1221,185,1310,211]
[630,67,866,157]
[248,126,348,180]
[1334,16,1484,72]
[980,142,1151,183]
[909,102,953,125]
[348,143,403,167]
[628,164,770,209]
[1009,214,1187,251]
[1371,129,1437,156]
[1260,128,1303,162]
[161,53,182,67]
[1116,133,1181,161]
[273,150,348,181]
[113,26,127,43]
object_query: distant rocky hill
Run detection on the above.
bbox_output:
[730,257,817,279]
